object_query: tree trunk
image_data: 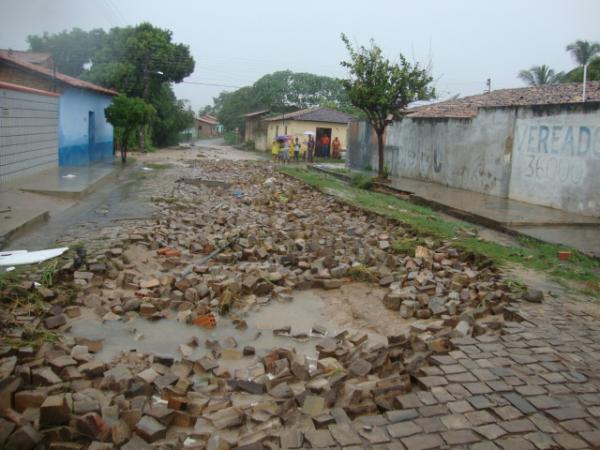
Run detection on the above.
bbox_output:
[138,127,144,152]
[122,131,130,164]
[376,129,385,178]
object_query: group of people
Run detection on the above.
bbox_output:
[271,134,342,163]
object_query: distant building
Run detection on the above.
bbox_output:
[195,114,221,137]
[0,50,117,168]
[264,107,356,157]
[243,110,270,151]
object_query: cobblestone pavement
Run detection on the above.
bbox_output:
[333,297,600,450]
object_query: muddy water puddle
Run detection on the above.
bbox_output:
[68,289,387,369]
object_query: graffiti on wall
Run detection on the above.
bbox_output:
[515,124,600,186]
[391,144,444,174]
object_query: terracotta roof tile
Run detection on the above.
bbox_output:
[0,50,118,96]
[406,82,600,119]
[265,107,355,124]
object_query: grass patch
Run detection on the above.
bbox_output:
[348,264,378,282]
[392,237,427,255]
[350,173,374,190]
[280,166,600,297]
[314,157,345,164]
[143,163,172,170]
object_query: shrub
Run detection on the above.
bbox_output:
[350,173,373,190]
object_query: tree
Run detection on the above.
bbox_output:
[518,65,563,86]
[150,85,195,147]
[339,34,435,178]
[28,24,195,150]
[82,23,194,150]
[562,57,600,82]
[209,70,355,132]
[566,40,600,66]
[105,95,155,163]
[27,28,106,77]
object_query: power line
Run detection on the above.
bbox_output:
[181,80,243,89]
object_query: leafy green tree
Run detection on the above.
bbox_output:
[211,70,354,132]
[82,23,194,150]
[150,85,195,147]
[566,40,600,66]
[105,95,155,162]
[27,28,106,77]
[339,34,435,178]
[28,24,195,150]
[518,65,563,86]
[562,57,600,82]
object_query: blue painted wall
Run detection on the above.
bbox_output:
[58,87,114,166]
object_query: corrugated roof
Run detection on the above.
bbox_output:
[0,50,118,96]
[264,107,356,124]
[406,82,600,119]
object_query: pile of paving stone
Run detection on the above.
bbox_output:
[0,160,522,449]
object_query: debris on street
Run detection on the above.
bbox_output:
[0,156,597,449]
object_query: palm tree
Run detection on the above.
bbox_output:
[518,65,563,86]
[566,40,600,66]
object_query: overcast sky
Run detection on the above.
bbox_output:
[1,0,599,112]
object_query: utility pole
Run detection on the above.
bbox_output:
[582,63,588,102]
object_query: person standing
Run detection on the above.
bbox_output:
[271,140,280,162]
[307,136,315,163]
[293,137,300,162]
[281,139,290,164]
[332,137,341,159]
[320,134,330,157]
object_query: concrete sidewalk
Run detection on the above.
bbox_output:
[313,165,600,256]
[388,176,600,256]
[0,163,116,246]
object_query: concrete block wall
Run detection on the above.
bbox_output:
[347,103,600,217]
[0,85,59,183]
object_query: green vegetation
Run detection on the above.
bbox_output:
[224,131,240,145]
[40,260,59,288]
[143,163,172,170]
[348,264,378,282]
[518,39,600,84]
[280,166,600,297]
[28,23,195,148]
[349,173,374,190]
[340,33,435,178]
[518,65,563,86]
[206,70,358,132]
[105,95,156,162]
[314,157,345,164]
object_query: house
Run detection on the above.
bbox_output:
[243,110,270,150]
[0,50,118,167]
[195,114,221,137]
[347,82,600,216]
[0,49,54,69]
[264,107,356,157]
[0,81,59,182]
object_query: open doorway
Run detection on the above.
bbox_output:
[88,111,96,160]
[315,127,332,158]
